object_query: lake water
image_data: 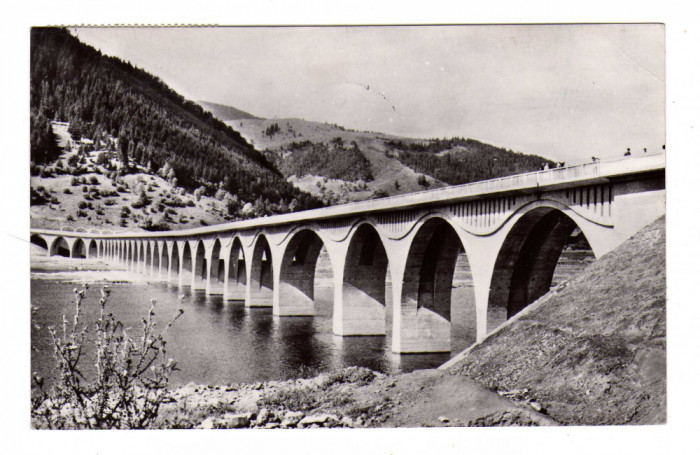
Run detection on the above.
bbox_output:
[31,278,464,387]
[30,247,591,387]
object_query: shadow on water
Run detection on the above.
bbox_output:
[276,317,331,376]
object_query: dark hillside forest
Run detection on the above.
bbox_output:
[264,138,374,182]
[388,138,556,185]
[30,27,321,214]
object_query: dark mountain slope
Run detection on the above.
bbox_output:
[387,137,556,185]
[30,27,321,214]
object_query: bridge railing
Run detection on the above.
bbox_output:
[333,152,661,210]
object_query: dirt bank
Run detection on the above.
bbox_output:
[447,216,666,425]
[152,367,553,429]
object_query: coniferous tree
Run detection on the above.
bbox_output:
[118,134,130,172]
[30,110,62,164]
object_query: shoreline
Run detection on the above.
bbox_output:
[33,366,555,429]
[31,253,162,284]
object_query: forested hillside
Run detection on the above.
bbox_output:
[30,27,321,215]
[228,116,555,205]
[387,138,556,185]
[263,137,374,183]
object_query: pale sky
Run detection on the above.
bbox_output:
[73,25,665,163]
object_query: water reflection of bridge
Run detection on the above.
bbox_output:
[31,154,665,353]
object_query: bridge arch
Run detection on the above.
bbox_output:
[226,236,247,300]
[30,234,48,253]
[132,241,138,269]
[88,239,98,259]
[192,240,207,289]
[250,234,274,307]
[181,242,193,287]
[144,242,152,275]
[340,223,390,335]
[157,241,167,279]
[207,238,224,294]
[50,237,70,257]
[71,238,87,259]
[399,216,476,352]
[131,240,138,269]
[151,242,159,276]
[487,205,593,332]
[170,242,180,284]
[278,229,328,316]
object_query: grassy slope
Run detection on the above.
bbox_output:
[228,117,446,203]
[31,127,232,232]
[447,216,666,425]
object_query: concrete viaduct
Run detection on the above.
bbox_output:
[30,154,665,353]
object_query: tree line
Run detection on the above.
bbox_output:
[386,138,555,185]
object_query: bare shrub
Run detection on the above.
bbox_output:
[31,285,184,429]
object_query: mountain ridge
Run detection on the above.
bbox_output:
[198,100,261,121]
[199,105,555,205]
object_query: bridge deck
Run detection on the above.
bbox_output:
[32,153,665,239]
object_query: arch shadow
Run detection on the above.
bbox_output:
[487,207,594,333]
[278,229,327,316]
[227,236,247,300]
[250,234,273,307]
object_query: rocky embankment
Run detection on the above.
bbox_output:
[155,366,553,429]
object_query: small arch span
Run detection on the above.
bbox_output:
[88,239,98,259]
[399,217,477,353]
[192,240,207,290]
[30,234,48,253]
[250,235,273,307]
[208,238,224,294]
[71,238,87,259]
[340,224,389,335]
[170,242,180,284]
[181,242,193,287]
[278,229,327,316]
[227,237,247,300]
